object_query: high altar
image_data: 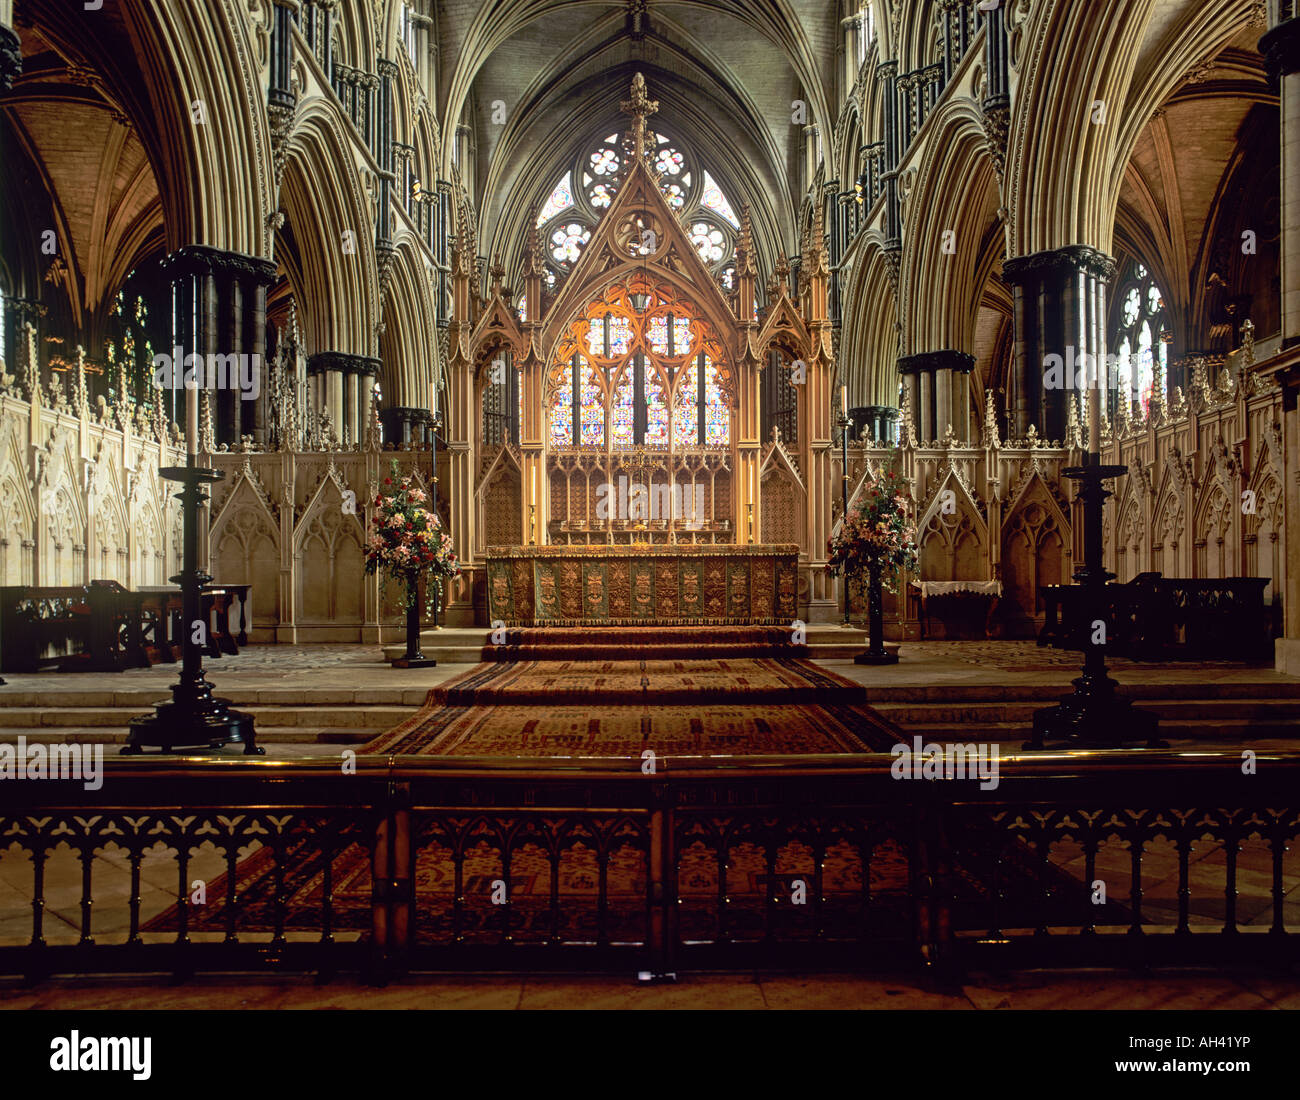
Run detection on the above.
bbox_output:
[450,74,842,626]
[485,544,800,626]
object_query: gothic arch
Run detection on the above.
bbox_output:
[917,469,988,583]
[899,98,1000,356]
[279,104,380,358]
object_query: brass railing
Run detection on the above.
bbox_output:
[1,751,1297,980]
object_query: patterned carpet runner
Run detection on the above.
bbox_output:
[362,658,905,757]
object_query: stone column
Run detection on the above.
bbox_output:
[899,351,975,445]
[935,366,952,439]
[159,246,276,448]
[307,353,381,447]
[1262,13,1300,346]
[1002,246,1115,442]
[1260,10,1300,673]
[0,0,19,93]
[344,372,358,446]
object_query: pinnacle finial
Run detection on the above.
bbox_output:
[620,72,659,161]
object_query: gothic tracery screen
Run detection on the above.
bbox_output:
[547,280,732,450]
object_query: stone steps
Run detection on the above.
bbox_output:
[875,691,1300,742]
[381,625,872,663]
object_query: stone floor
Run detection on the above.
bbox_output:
[3,968,1299,1010]
[2,641,1298,1007]
[1,638,1291,709]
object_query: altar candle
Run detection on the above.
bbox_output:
[532,464,537,503]
[430,382,438,417]
[749,462,754,499]
[841,385,848,417]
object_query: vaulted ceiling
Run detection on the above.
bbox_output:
[435,1,843,281]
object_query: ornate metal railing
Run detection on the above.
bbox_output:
[0,752,1296,980]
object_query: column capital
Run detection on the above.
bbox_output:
[1260,17,1300,78]
[160,245,278,286]
[306,352,382,377]
[0,24,21,94]
[1002,245,1117,286]
[897,350,975,375]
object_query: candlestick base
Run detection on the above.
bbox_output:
[123,678,260,755]
[1026,671,1165,750]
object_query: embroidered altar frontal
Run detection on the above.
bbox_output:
[484,544,800,626]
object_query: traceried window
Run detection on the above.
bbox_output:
[535,126,741,287]
[699,172,739,228]
[690,221,728,264]
[1111,261,1171,420]
[550,222,590,265]
[483,349,522,446]
[546,281,732,452]
[761,349,799,445]
[538,172,573,224]
[549,355,607,447]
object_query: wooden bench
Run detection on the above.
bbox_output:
[0,581,251,673]
[1039,573,1273,660]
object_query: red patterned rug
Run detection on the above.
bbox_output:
[363,658,903,756]
[428,658,867,706]
[141,830,1126,942]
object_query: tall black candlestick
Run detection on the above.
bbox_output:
[1027,457,1163,749]
[123,464,260,754]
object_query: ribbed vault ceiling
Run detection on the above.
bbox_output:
[438,0,841,280]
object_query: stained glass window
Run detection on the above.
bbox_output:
[701,171,739,228]
[546,285,729,453]
[550,365,573,446]
[690,221,726,263]
[550,222,590,265]
[1137,321,1155,416]
[537,129,741,263]
[655,147,684,175]
[644,369,668,445]
[589,146,620,177]
[611,369,635,448]
[673,358,699,448]
[662,182,687,210]
[703,358,729,446]
[648,315,692,357]
[1111,261,1170,420]
[538,173,573,225]
[1116,337,1132,404]
[608,315,633,356]
[579,365,604,445]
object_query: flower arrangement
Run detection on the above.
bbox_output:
[827,465,918,593]
[364,461,460,614]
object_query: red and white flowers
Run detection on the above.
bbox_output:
[827,465,918,593]
[365,461,460,610]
